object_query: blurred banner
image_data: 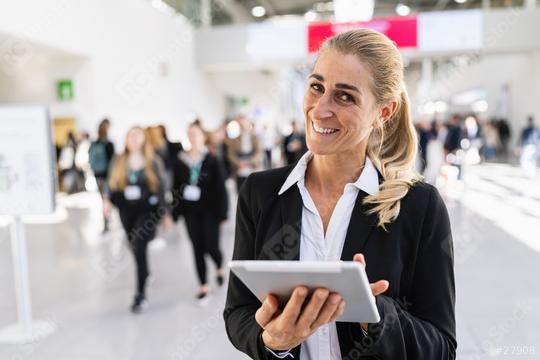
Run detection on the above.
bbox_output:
[308,16,418,53]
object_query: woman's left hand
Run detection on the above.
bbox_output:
[353,253,389,332]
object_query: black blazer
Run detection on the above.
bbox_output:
[224,165,456,359]
[171,152,228,221]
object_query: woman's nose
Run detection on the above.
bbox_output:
[312,95,333,120]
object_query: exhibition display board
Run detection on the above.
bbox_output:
[0,105,57,344]
[0,106,56,215]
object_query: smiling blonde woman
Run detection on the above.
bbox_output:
[224,29,456,360]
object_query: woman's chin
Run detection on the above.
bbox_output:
[306,142,336,156]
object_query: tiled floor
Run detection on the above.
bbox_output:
[0,165,539,359]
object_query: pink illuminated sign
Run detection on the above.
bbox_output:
[308,16,418,53]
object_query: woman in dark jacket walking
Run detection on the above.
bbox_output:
[104,126,172,313]
[173,120,229,305]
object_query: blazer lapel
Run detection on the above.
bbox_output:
[340,190,378,261]
[278,186,302,260]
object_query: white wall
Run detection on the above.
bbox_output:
[196,20,308,70]
[0,0,224,144]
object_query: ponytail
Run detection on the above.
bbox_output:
[364,89,421,230]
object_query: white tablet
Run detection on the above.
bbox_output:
[229,260,380,323]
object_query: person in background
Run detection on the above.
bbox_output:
[147,126,169,169]
[59,131,85,194]
[463,115,482,164]
[147,126,174,198]
[259,123,277,169]
[464,115,480,141]
[482,120,500,162]
[227,115,263,191]
[416,120,432,174]
[157,124,184,172]
[75,131,91,185]
[516,116,539,177]
[444,115,464,180]
[207,123,232,179]
[444,115,463,156]
[172,120,229,305]
[283,121,307,165]
[89,119,115,233]
[497,118,511,161]
[423,120,446,185]
[430,119,439,138]
[104,126,172,313]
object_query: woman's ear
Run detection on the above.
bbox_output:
[379,100,398,125]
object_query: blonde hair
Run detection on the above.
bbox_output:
[108,126,160,193]
[147,126,166,150]
[320,29,421,230]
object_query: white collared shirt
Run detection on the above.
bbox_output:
[275,151,379,360]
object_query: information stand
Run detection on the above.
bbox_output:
[0,106,57,344]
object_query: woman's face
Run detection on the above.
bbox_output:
[126,128,146,153]
[303,49,380,156]
[188,125,206,149]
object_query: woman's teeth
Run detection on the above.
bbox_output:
[312,121,339,134]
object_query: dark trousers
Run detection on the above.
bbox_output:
[119,210,157,296]
[184,213,223,285]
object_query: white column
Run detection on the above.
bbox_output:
[417,58,433,105]
[524,0,537,10]
[0,217,57,344]
[201,0,211,27]
[11,217,33,332]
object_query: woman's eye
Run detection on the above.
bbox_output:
[337,92,354,103]
[310,83,323,92]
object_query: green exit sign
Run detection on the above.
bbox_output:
[57,80,73,101]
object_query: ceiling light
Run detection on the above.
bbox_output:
[251,6,266,17]
[395,3,411,16]
[304,10,318,22]
[455,0,468,3]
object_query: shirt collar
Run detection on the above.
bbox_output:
[278,151,379,196]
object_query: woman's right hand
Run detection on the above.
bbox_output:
[255,286,346,351]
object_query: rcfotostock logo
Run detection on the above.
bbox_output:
[0,36,36,76]
[115,64,157,105]
[115,33,192,105]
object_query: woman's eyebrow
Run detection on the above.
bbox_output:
[336,83,360,93]
[309,73,324,81]
[309,73,361,94]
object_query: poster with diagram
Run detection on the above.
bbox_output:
[0,106,56,215]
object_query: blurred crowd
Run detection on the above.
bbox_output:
[55,116,310,196]
[51,113,538,312]
[53,116,309,312]
[415,114,539,182]
[56,115,540,199]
